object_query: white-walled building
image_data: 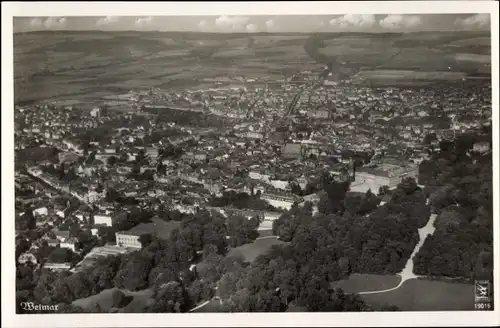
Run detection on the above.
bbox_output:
[60,238,78,252]
[115,232,142,249]
[261,193,303,211]
[93,214,114,227]
[350,162,419,195]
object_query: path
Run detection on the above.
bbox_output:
[188,300,211,312]
[358,206,438,295]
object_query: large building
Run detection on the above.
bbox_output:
[115,218,180,249]
[115,231,142,249]
[350,161,418,195]
[261,192,304,210]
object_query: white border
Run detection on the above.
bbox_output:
[2,1,499,327]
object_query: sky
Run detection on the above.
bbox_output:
[13,14,491,33]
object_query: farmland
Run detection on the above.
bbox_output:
[14,30,490,105]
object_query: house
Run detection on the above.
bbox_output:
[33,207,48,217]
[18,252,38,265]
[146,147,159,159]
[85,190,106,204]
[43,262,72,271]
[310,109,330,119]
[52,229,70,242]
[60,238,78,253]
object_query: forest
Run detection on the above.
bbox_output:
[413,131,493,281]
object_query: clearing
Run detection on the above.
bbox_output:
[226,236,288,263]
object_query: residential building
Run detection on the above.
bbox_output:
[93,214,114,227]
[18,252,38,265]
[60,238,78,252]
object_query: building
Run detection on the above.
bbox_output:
[146,147,159,159]
[351,162,418,195]
[90,107,101,119]
[60,238,78,252]
[85,190,106,204]
[58,151,80,164]
[32,207,48,217]
[309,109,330,119]
[115,232,142,249]
[282,143,303,159]
[261,192,303,210]
[116,218,180,249]
[43,262,72,271]
[246,131,264,139]
[93,214,114,227]
[18,252,38,265]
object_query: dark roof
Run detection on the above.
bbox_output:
[283,143,301,154]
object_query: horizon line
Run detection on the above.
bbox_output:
[14,29,491,35]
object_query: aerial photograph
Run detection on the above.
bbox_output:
[12,13,493,314]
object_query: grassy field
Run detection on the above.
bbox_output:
[72,287,153,313]
[331,274,402,294]
[226,237,288,263]
[360,278,475,311]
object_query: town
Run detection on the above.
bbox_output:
[15,70,493,313]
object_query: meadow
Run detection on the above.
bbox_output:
[72,287,153,313]
[360,278,475,311]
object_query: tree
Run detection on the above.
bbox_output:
[48,248,74,263]
[226,215,260,247]
[111,289,125,308]
[131,162,141,175]
[114,252,154,291]
[139,233,153,248]
[148,281,188,313]
[105,188,121,203]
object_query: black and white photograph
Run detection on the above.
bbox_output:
[2,1,499,327]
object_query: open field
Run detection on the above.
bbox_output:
[72,287,153,313]
[14,30,490,105]
[331,274,402,294]
[360,278,474,311]
[226,237,288,263]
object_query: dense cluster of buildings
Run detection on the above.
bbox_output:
[14,73,491,272]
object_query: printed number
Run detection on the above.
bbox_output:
[475,303,491,310]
